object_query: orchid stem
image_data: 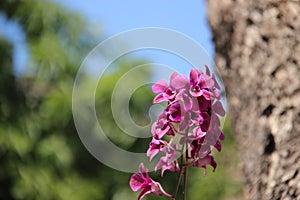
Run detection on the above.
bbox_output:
[173,152,183,199]
[183,140,188,200]
[173,130,189,200]
[183,166,187,200]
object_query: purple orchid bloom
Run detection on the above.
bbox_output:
[150,138,180,176]
[130,66,226,199]
[151,114,175,139]
[189,68,216,100]
[155,155,180,176]
[154,143,179,176]
[193,155,217,176]
[193,126,206,139]
[152,72,189,103]
[152,79,176,103]
[130,163,173,200]
[146,138,166,161]
[177,89,194,111]
[205,65,222,99]
[151,101,182,139]
[166,101,182,122]
[179,110,202,131]
[212,100,226,117]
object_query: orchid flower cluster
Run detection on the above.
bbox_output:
[130,66,225,200]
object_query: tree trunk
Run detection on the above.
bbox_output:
[206,1,300,199]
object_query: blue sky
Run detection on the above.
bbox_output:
[56,0,215,76]
[0,0,214,75]
[56,0,214,53]
[0,13,27,75]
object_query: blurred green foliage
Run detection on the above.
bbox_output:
[0,0,243,199]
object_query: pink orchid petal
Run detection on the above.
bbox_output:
[205,65,211,76]
[130,174,144,191]
[194,155,217,175]
[212,74,221,89]
[213,101,225,117]
[205,75,215,88]
[147,149,160,161]
[158,126,170,139]
[170,72,189,89]
[202,90,212,100]
[193,127,206,139]
[219,131,225,140]
[138,188,152,200]
[212,88,221,99]
[214,141,222,152]
[190,87,203,97]
[157,184,173,198]
[153,93,167,103]
[168,102,181,122]
[169,72,179,87]
[190,69,199,86]
[179,119,189,131]
[182,93,193,111]
[152,80,168,93]
[139,163,149,179]
[150,182,163,195]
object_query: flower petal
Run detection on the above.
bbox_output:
[212,74,221,89]
[205,65,211,76]
[219,131,225,140]
[182,93,193,111]
[139,163,149,179]
[152,80,168,93]
[190,69,199,86]
[156,182,173,198]
[138,188,152,200]
[214,141,222,152]
[202,90,212,100]
[190,86,203,97]
[213,101,225,117]
[205,76,215,88]
[153,93,167,103]
[194,155,217,175]
[147,148,159,161]
[193,126,206,139]
[130,174,144,192]
[151,122,170,139]
[170,72,189,89]
[168,102,181,122]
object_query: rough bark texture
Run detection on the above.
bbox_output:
[206,0,300,199]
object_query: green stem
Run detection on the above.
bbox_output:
[173,129,189,199]
[173,151,184,199]
[183,141,188,200]
[182,166,187,200]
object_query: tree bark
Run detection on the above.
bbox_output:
[206,1,300,199]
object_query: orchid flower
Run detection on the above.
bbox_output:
[130,163,173,200]
[130,66,225,200]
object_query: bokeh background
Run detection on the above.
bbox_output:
[0,0,243,199]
